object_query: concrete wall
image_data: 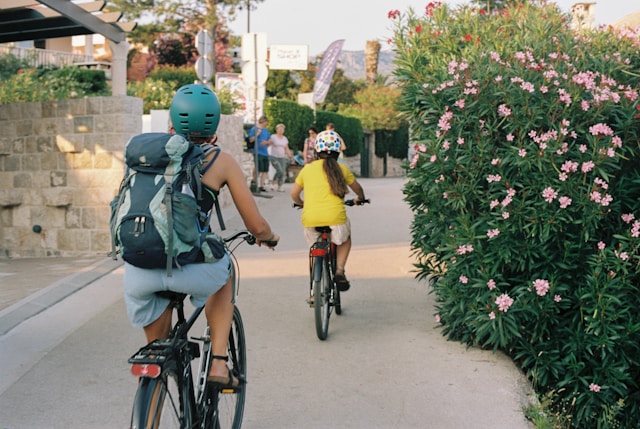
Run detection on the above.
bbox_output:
[0,98,245,258]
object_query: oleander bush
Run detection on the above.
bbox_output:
[391,1,640,427]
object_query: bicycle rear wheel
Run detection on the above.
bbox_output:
[205,306,247,429]
[130,370,187,429]
[313,257,331,340]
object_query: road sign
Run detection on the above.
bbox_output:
[241,32,267,62]
[196,29,213,58]
[245,85,266,102]
[195,57,213,82]
[241,61,268,86]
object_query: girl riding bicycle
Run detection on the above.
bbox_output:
[290,129,366,292]
[122,84,279,390]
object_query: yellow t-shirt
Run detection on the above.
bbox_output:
[295,160,355,228]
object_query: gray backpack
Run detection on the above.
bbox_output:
[109,132,225,276]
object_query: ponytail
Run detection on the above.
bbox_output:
[319,152,348,198]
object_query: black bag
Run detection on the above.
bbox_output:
[244,128,254,152]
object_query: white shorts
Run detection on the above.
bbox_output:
[303,218,351,246]
[123,254,231,328]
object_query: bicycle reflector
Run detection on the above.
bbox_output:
[131,363,162,378]
[310,248,327,257]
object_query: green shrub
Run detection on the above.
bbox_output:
[0,53,31,81]
[263,98,314,152]
[392,1,640,427]
[0,66,107,103]
[127,78,176,113]
[147,65,198,90]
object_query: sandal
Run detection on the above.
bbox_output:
[334,273,350,291]
[306,295,315,307]
[207,355,241,391]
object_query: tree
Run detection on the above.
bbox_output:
[339,83,402,130]
[109,0,264,72]
[265,69,299,101]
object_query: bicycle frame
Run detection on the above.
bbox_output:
[129,231,254,429]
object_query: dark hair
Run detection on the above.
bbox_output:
[318,151,348,198]
[308,126,319,134]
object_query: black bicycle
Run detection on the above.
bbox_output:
[128,230,264,429]
[295,198,369,340]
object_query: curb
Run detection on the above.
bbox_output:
[0,257,123,336]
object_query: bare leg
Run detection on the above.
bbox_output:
[205,278,235,379]
[143,304,172,343]
[335,236,352,276]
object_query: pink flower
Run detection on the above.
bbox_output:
[582,161,595,173]
[388,9,400,19]
[621,213,635,224]
[558,196,572,208]
[518,148,527,157]
[554,294,562,302]
[459,275,468,284]
[435,314,441,323]
[502,211,510,219]
[589,383,601,393]
[457,137,465,145]
[498,104,512,117]
[533,279,550,296]
[456,244,474,255]
[487,279,496,290]
[506,134,515,142]
[487,228,500,238]
[631,221,640,238]
[496,293,514,312]
[489,311,496,320]
[542,187,558,203]
[589,123,614,136]
[597,241,606,251]
[487,174,502,183]
[579,144,587,153]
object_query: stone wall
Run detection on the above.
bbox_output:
[0,98,245,258]
[0,96,142,258]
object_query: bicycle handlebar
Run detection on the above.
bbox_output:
[223,230,278,248]
[292,198,370,209]
[344,198,371,206]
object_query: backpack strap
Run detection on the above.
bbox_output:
[199,145,226,231]
[163,162,178,277]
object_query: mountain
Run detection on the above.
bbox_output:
[318,50,397,81]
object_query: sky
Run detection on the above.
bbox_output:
[226,0,640,57]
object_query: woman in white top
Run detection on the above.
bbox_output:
[268,123,295,192]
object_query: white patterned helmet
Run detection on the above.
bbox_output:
[314,130,342,153]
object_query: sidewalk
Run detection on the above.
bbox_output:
[0,255,122,336]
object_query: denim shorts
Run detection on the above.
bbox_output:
[123,253,231,328]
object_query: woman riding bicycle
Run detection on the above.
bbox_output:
[290,129,366,292]
[122,84,279,389]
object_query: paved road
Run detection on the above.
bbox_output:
[0,177,534,429]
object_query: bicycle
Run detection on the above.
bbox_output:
[294,198,370,340]
[128,230,270,429]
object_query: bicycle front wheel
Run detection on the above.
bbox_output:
[130,370,188,429]
[205,306,247,429]
[313,257,331,340]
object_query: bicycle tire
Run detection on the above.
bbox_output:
[130,370,189,429]
[313,257,330,340]
[205,306,247,429]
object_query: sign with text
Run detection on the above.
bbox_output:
[269,45,308,70]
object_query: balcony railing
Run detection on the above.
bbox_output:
[0,45,93,69]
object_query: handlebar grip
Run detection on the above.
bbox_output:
[263,240,278,247]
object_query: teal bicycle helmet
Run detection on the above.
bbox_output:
[170,84,221,138]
